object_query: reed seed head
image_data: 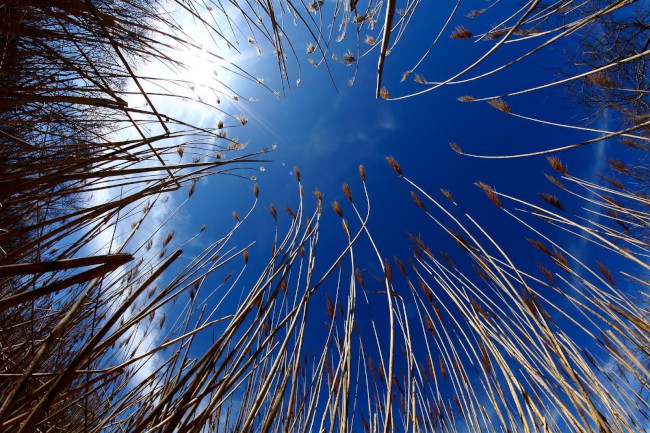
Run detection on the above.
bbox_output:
[441,189,455,203]
[544,173,566,189]
[449,142,463,154]
[359,164,366,181]
[269,203,277,221]
[595,260,615,285]
[386,156,403,176]
[546,156,569,175]
[475,182,502,208]
[538,192,565,211]
[410,190,426,211]
[342,49,355,65]
[332,200,344,217]
[487,98,511,113]
[466,9,486,18]
[450,25,473,39]
[342,183,353,202]
[162,231,174,247]
[384,259,392,282]
[284,206,296,219]
[355,268,365,289]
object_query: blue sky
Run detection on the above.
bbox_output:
[108,1,649,430]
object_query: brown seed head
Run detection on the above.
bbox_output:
[232,211,240,221]
[538,193,565,211]
[487,98,511,113]
[253,183,259,198]
[607,159,630,175]
[441,189,455,203]
[162,231,174,247]
[354,268,366,291]
[386,156,403,176]
[379,87,390,99]
[527,238,551,256]
[595,260,615,285]
[332,200,344,217]
[284,206,296,219]
[536,262,556,285]
[475,182,502,208]
[342,49,355,65]
[457,95,475,102]
[449,142,463,154]
[243,250,249,264]
[546,156,568,175]
[411,191,426,211]
[384,259,392,282]
[450,25,473,39]
[293,166,301,182]
[269,203,277,221]
[359,164,366,181]
[394,257,407,277]
[440,251,456,269]
[466,8,486,18]
[544,173,566,189]
[552,247,570,270]
[486,28,508,40]
[342,183,353,202]
[314,188,323,202]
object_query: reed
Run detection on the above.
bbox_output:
[1,0,648,432]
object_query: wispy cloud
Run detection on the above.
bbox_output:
[377,107,398,131]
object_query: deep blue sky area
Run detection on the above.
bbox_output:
[171,1,621,316]
[180,24,613,280]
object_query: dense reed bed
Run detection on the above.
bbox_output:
[1,0,648,432]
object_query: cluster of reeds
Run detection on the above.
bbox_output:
[1,0,649,432]
[0,0,279,430]
[378,154,650,432]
